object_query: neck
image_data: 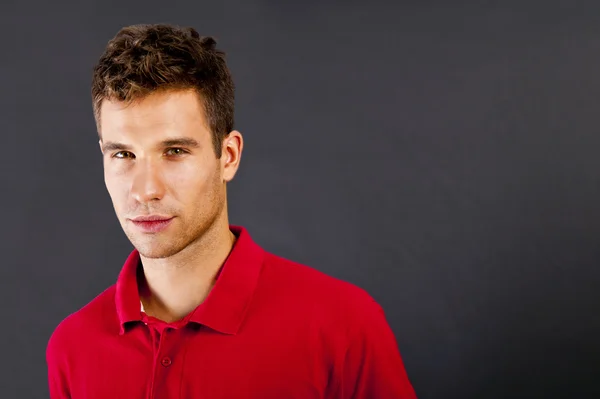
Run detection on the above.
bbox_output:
[138,219,236,323]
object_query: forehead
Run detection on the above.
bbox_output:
[99,90,210,142]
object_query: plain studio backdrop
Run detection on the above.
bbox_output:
[1,1,600,398]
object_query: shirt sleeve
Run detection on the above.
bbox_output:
[340,299,418,399]
[46,331,71,399]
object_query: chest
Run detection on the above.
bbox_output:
[70,325,334,399]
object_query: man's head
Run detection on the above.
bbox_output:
[92,24,242,259]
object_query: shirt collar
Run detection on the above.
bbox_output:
[115,225,265,335]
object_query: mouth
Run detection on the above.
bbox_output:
[129,215,174,233]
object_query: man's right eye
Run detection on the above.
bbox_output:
[113,151,134,159]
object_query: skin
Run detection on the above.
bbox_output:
[98,89,243,322]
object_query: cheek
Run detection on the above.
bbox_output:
[166,159,219,194]
[171,170,214,200]
[104,172,129,206]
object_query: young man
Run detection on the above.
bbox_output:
[46,24,418,398]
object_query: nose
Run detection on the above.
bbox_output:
[130,160,166,204]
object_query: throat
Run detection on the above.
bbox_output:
[136,227,237,323]
[136,260,219,323]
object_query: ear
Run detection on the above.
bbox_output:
[221,130,243,182]
[99,139,104,154]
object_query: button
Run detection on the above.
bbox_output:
[161,357,172,367]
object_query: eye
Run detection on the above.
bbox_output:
[165,148,187,156]
[113,151,135,159]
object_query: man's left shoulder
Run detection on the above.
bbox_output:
[263,252,385,321]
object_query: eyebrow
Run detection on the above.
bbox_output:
[101,137,201,153]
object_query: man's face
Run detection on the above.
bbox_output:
[99,89,240,259]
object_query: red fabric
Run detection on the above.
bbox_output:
[46,226,417,398]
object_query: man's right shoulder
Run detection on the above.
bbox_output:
[46,285,118,358]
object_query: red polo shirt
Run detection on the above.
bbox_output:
[46,226,417,398]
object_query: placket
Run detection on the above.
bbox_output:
[148,324,178,399]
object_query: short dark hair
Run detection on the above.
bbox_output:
[91,23,235,157]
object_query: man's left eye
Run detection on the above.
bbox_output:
[166,148,186,156]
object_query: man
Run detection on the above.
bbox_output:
[46,23,417,398]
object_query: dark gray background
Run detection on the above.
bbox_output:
[2,1,600,398]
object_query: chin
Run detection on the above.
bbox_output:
[127,234,187,259]
[135,244,184,259]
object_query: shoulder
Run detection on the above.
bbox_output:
[264,252,377,298]
[46,285,117,361]
[261,252,384,327]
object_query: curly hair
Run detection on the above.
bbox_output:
[91,24,235,157]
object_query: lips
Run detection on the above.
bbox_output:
[132,215,172,222]
[130,215,174,233]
